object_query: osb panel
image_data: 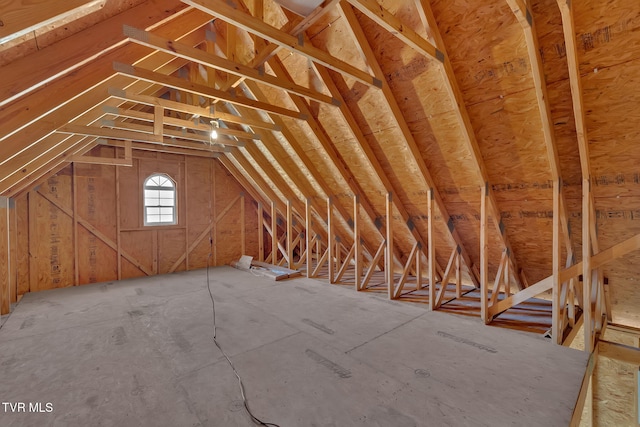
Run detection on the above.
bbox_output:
[158,228,187,274]
[0,205,9,313]
[77,227,118,284]
[467,89,551,186]
[532,0,570,85]
[594,330,638,426]
[244,198,259,258]
[120,230,154,276]
[547,78,582,187]
[118,159,141,229]
[595,197,640,326]
[411,111,479,205]
[15,195,29,296]
[304,8,370,82]
[31,174,75,291]
[584,62,640,182]
[574,0,640,75]
[430,0,530,106]
[279,115,354,197]
[185,156,213,232]
[275,48,333,98]
[236,148,288,203]
[74,161,117,241]
[215,200,243,265]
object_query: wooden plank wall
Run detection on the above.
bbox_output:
[0,147,257,312]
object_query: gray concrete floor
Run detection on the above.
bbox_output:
[0,266,588,427]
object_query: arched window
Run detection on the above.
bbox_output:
[144,174,176,225]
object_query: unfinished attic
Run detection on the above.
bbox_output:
[1,0,639,425]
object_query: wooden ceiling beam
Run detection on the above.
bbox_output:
[339,2,480,286]
[103,106,262,140]
[0,57,190,196]
[124,26,339,105]
[0,12,212,190]
[56,123,228,153]
[182,0,382,88]
[344,0,441,61]
[103,118,246,147]
[0,134,86,196]
[105,139,220,158]
[107,88,281,131]
[113,62,308,120]
[0,9,210,143]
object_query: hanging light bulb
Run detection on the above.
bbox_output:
[210,119,218,141]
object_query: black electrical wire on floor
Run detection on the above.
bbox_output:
[205,233,281,427]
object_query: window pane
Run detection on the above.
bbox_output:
[158,190,173,199]
[160,207,173,215]
[145,198,158,206]
[146,215,160,223]
[159,177,173,188]
[159,198,174,206]
[145,189,159,199]
[147,207,160,215]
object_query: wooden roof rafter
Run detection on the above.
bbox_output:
[237,72,390,267]
[408,0,526,289]
[102,106,263,140]
[108,88,281,131]
[56,123,230,152]
[338,1,481,287]
[316,54,448,275]
[113,62,309,120]
[505,0,577,343]
[123,25,340,105]
[0,11,215,197]
[182,0,383,88]
[0,0,190,108]
[100,118,247,147]
[206,3,396,267]
[556,0,603,353]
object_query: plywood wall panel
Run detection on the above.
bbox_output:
[15,195,29,297]
[0,200,9,314]
[74,161,117,241]
[158,228,187,274]
[77,227,118,284]
[30,173,75,292]
[118,159,141,229]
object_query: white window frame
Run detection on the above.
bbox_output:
[143,173,177,226]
